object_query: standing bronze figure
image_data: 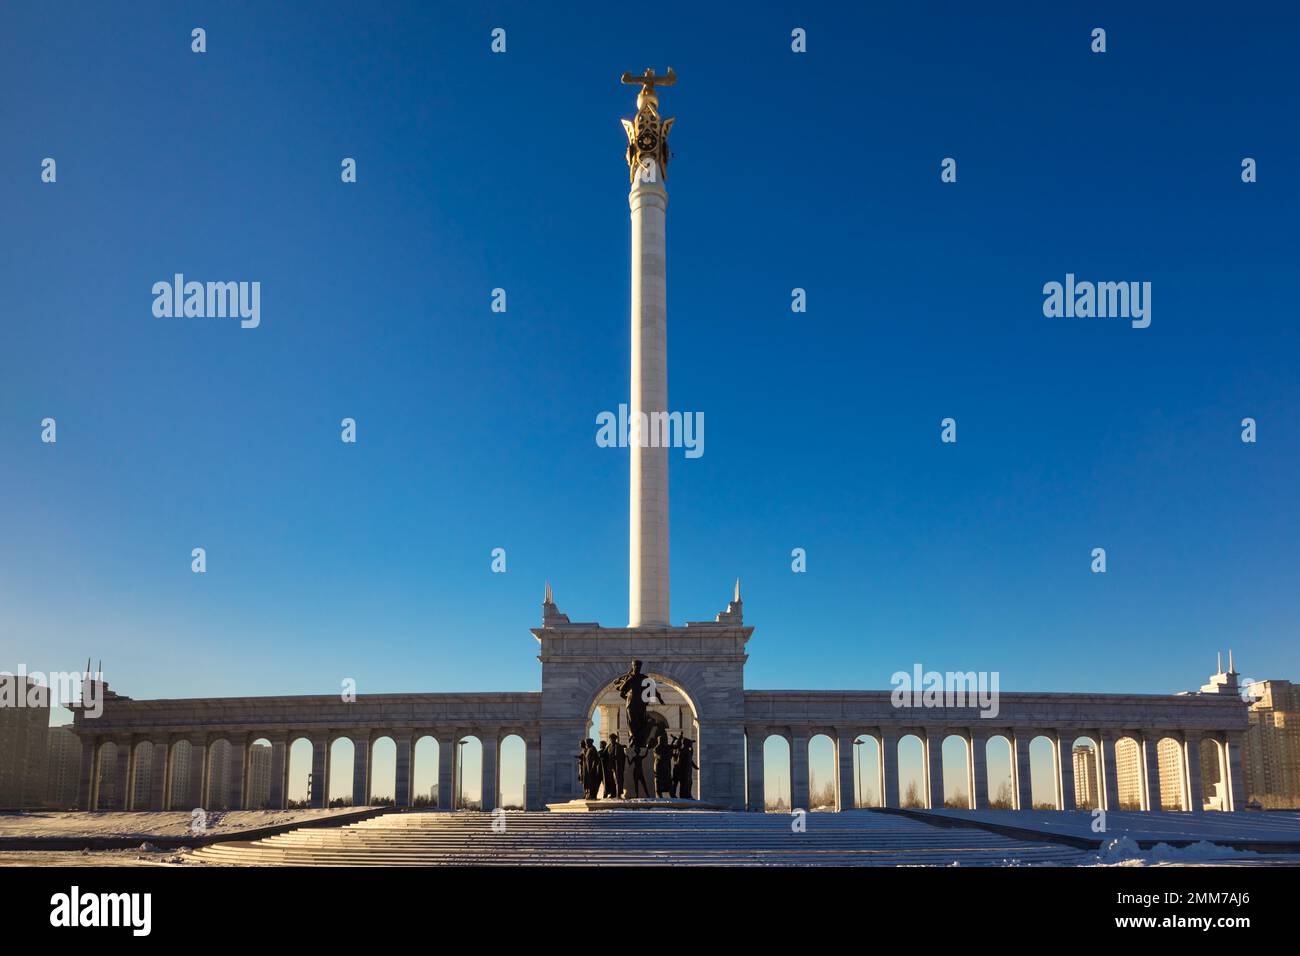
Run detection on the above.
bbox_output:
[608,733,627,798]
[598,739,617,798]
[582,736,602,799]
[628,743,649,797]
[674,736,698,799]
[652,733,675,798]
[613,659,653,749]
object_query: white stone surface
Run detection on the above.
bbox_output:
[628,163,670,627]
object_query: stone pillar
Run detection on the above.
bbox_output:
[1224,731,1247,812]
[1057,735,1076,811]
[394,734,413,808]
[837,734,856,811]
[75,735,96,810]
[309,738,327,808]
[227,739,246,810]
[268,737,288,810]
[437,734,455,810]
[1142,736,1163,812]
[525,734,542,810]
[627,162,670,627]
[970,734,989,810]
[481,734,498,811]
[926,734,945,809]
[188,738,208,810]
[1184,736,1204,812]
[352,735,370,807]
[1098,734,1121,812]
[700,722,746,809]
[1014,734,1034,810]
[745,731,765,811]
[149,739,169,810]
[790,733,809,810]
[881,733,900,808]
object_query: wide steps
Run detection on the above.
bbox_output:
[190,810,1085,866]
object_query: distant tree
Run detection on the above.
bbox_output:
[810,780,836,810]
[989,781,1014,809]
[903,781,924,808]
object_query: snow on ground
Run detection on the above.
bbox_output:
[0,809,358,840]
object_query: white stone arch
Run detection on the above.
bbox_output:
[578,665,704,733]
[1156,735,1186,811]
[246,738,273,809]
[455,734,483,809]
[940,735,970,808]
[369,735,397,805]
[808,732,836,810]
[897,734,926,808]
[851,734,881,808]
[762,732,792,811]
[1199,735,1228,811]
[1028,734,1057,809]
[327,736,355,806]
[583,667,702,800]
[1070,735,1101,810]
[93,739,118,810]
[412,735,440,807]
[1115,735,1143,810]
[286,736,314,807]
[499,732,527,809]
[985,735,1014,808]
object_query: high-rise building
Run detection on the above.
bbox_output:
[1157,736,1186,810]
[44,725,82,808]
[0,677,51,808]
[246,743,271,809]
[168,741,192,808]
[206,739,231,808]
[1243,679,1300,809]
[1113,738,1144,810]
[1072,745,1099,808]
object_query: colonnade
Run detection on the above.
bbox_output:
[76,728,543,812]
[746,726,1249,813]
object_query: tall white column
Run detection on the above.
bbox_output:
[628,161,670,627]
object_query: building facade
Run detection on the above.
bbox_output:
[66,71,1252,818]
[1243,679,1300,808]
[0,678,50,809]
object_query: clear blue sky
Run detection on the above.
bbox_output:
[3,1,1298,727]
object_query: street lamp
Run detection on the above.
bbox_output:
[853,739,864,809]
[456,739,467,810]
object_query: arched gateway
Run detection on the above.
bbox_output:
[66,69,1250,816]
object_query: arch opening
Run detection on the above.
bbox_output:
[586,671,700,800]
[851,735,880,808]
[940,735,970,808]
[412,735,440,807]
[897,735,925,808]
[1071,736,1101,810]
[762,735,791,811]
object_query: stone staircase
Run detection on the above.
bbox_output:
[191,809,1087,866]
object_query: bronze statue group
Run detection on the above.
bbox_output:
[576,731,697,800]
[575,659,700,800]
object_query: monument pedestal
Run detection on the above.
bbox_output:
[547,797,726,813]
